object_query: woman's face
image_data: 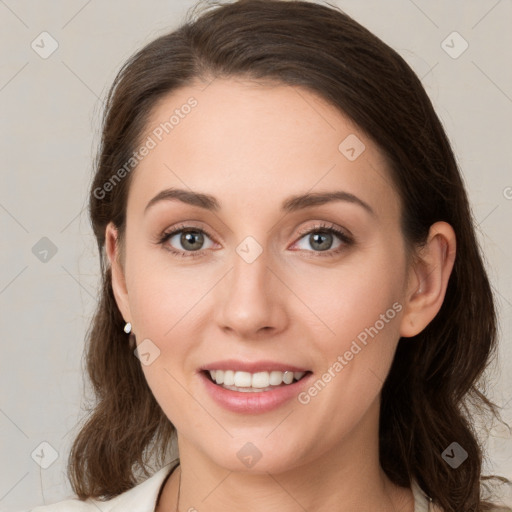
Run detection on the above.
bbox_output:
[108,78,418,473]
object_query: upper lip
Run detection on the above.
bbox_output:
[199,359,311,373]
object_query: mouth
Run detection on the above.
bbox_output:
[202,369,312,393]
[198,367,314,414]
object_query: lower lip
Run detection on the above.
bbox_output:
[199,371,313,414]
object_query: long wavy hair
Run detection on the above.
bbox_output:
[68,1,511,510]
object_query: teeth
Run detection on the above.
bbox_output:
[208,369,306,388]
[269,371,283,386]
[223,370,234,385]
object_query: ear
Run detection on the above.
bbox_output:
[399,221,456,338]
[105,221,132,326]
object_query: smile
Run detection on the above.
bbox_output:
[206,369,307,391]
[199,369,313,414]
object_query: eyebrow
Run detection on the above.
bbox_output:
[144,187,375,216]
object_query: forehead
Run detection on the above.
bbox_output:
[127,78,400,222]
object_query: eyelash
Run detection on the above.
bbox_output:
[155,222,354,259]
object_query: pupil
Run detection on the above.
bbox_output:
[311,232,332,251]
[182,230,203,251]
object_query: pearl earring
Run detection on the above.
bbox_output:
[124,322,132,334]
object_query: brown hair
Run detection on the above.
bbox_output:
[69,1,511,510]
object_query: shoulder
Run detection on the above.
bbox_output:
[426,500,511,512]
[26,499,97,511]
[24,462,178,512]
[412,478,512,512]
[430,505,511,512]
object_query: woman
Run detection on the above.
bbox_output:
[27,0,511,511]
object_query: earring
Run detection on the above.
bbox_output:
[124,322,132,334]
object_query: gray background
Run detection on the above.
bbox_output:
[1,0,511,510]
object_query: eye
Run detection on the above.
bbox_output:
[291,222,353,257]
[154,221,353,259]
[156,223,217,258]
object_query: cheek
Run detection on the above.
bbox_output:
[295,255,404,345]
[295,269,404,441]
[293,251,406,406]
[126,251,208,342]
[129,272,195,427]
[125,257,209,411]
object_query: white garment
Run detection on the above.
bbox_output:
[25,462,434,512]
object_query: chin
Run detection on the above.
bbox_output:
[201,438,310,475]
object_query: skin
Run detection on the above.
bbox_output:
[105,78,455,512]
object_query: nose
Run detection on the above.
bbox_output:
[213,242,288,340]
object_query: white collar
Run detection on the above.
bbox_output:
[411,477,433,512]
[87,462,177,512]
[86,463,433,512]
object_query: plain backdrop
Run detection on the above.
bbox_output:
[1,1,511,510]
